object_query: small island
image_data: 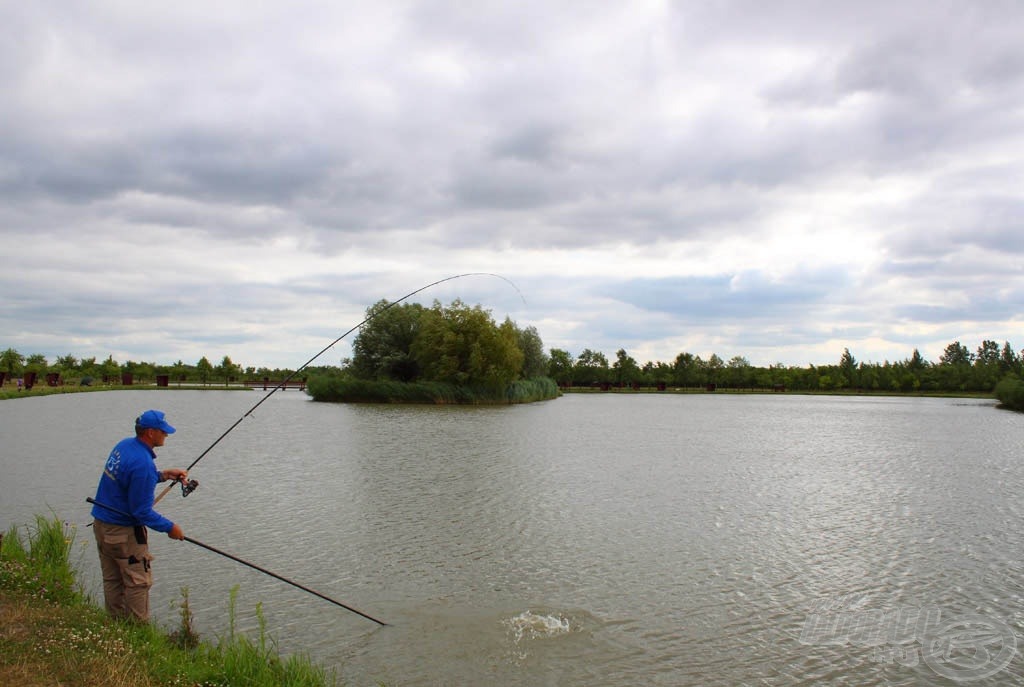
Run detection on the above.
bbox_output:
[306,298,559,404]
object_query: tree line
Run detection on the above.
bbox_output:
[0,348,298,387]
[550,340,1023,393]
[3,322,1021,398]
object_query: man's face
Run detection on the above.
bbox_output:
[145,427,168,447]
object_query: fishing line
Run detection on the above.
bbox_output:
[87,498,388,626]
[154,272,524,504]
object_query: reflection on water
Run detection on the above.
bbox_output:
[2,390,1022,686]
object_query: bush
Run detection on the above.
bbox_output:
[994,375,1024,411]
[506,377,560,403]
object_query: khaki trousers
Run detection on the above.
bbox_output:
[93,519,154,622]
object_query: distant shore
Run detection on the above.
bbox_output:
[1,380,997,402]
[0,382,255,401]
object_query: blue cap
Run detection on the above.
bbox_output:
[136,409,176,434]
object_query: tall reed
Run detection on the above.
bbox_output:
[0,515,81,604]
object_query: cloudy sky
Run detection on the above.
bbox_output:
[2,1,1022,371]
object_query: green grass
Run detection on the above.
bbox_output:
[1,515,341,687]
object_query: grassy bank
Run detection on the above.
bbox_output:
[560,385,996,399]
[1,516,340,687]
[0,384,255,401]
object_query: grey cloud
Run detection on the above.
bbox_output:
[879,192,1024,265]
[1,125,339,206]
[894,291,1024,324]
[151,132,334,204]
[449,158,560,210]
[490,124,567,165]
[604,270,847,321]
[833,36,949,104]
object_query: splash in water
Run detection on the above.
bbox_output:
[504,610,573,643]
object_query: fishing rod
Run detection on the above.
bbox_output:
[86,498,388,626]
[154,272,523,504]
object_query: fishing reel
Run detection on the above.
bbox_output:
[180,478,199,497]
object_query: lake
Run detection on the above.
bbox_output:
[1,390,1022,685]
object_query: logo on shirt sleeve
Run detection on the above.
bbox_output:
[103,448,122,482]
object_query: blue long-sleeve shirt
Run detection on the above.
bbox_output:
[91,436,174,533]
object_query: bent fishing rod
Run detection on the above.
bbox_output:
[87,498,388,626]
[155,272,523,505]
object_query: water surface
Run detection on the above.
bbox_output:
[1,391,1021,685]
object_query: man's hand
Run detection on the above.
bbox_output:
[161,468,189,484]
[168,523,185,540]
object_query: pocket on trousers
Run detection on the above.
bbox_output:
[101,531,130,546]
[119,555,153,587]
[100,530,133,560]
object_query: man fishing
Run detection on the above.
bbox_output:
[91,409,188,622]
